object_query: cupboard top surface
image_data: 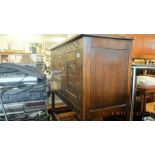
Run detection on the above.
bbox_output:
[50,34,133,50]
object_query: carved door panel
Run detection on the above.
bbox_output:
[64,61,82,109]
[60,61,65,96]
[51,51,65,96]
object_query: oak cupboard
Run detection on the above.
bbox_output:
[51,34,133,120]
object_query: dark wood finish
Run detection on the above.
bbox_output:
[51,34,133,120]
[51,91,55,110]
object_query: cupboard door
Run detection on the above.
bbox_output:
[64,60,82,110]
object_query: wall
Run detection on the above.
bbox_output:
[120,34,155,58]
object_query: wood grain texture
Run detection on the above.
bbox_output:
[90,48,130,109]
[83,37,91,120]
[118,34,155,57]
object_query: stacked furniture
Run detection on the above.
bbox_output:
[0,63,50,121]
[51,34,133,120]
